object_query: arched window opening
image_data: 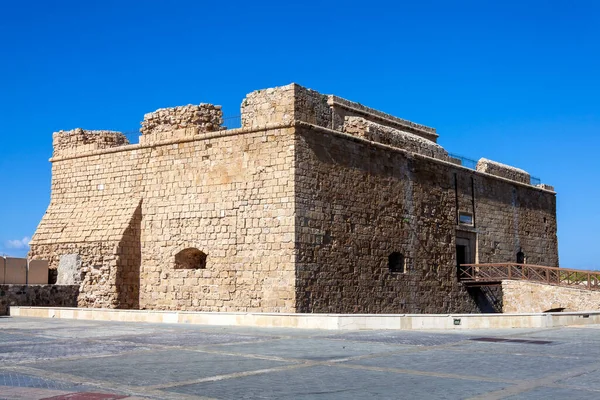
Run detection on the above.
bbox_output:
[388,252,405,273]
[516,250,525,264]
[174,248,207,269]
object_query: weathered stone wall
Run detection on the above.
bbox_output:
[32,122,296,312]
[140,104,224,145]
[32,83,558,314]
[476,158,531,185]
[329,95,439,142]
[138,127,296,312]
[53,129,128,158]
[241,84,296,128]
[241,84,331,129]
[240,84,438,144]
[0,285,79,315]
[502,280,600,313]
[294,123,557,313]
[473,178,557,266]
[342,116,449,161]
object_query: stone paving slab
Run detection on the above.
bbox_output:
[0,341,147,364]
[345,347,598,381]
[323,330,472,346]
[211,338,409,361]
[1,317,600,399]
[31,349,296,388]
[505,387,600,399]
[110,331,271,347]
[164,364,510,399]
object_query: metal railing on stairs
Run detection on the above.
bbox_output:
[459,263,600,291]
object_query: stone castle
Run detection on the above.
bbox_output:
[29,83,558,313]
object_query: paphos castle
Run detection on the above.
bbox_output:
[24,83,564,314]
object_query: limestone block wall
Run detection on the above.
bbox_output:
[241,84,331,129]
[53,129,128,158]
[241,84,296,128]
[502,280,600,313]
[342,116,449,161]
[139,127,296,312]
[294,124,557,314]
[32,121,297,313]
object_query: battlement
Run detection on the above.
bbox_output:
[139,104,225,145]
[240,83,438,142]
[48,83,550,189]
[53,128,128,158]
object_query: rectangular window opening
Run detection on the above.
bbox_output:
[459,212,474,226]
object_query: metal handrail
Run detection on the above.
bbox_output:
[458,263,600,291]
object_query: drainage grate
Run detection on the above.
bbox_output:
[470,337,554,345]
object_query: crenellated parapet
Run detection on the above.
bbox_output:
[52,128,128,158]
[240,84,331,129]
[140,104,224,145]
[240,83,438,142]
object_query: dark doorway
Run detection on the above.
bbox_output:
[456,230,476,280]
[456,245,468,278]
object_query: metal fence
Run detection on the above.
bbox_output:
[448,153,477,170]
[223,115,241,129]
[448,153,542,186]
[118,129,541,186]
[118,115,242,145]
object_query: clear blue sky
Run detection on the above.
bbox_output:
[0,1,598,268]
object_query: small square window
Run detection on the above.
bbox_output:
[388,252,405,273]
[459,212,473,225]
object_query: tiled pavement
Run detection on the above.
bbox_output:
[1,317,600,399]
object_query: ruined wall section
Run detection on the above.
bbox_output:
[240,84,439,145]
[328,96,438,142]
[53,129,129,159]
[476,158,531,185]
[241,84,331,129]
[294,124,558,314]
[342,117,449,161]
[139,127,296,312]
[140,104,224,145]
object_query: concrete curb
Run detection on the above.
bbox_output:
[9,307,600,330]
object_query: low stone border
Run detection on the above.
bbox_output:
[10,307,600,330]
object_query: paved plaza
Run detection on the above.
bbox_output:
[0,317,599,399]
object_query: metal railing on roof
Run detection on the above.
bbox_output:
[448,153,541,186]
[118,115,242,145]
